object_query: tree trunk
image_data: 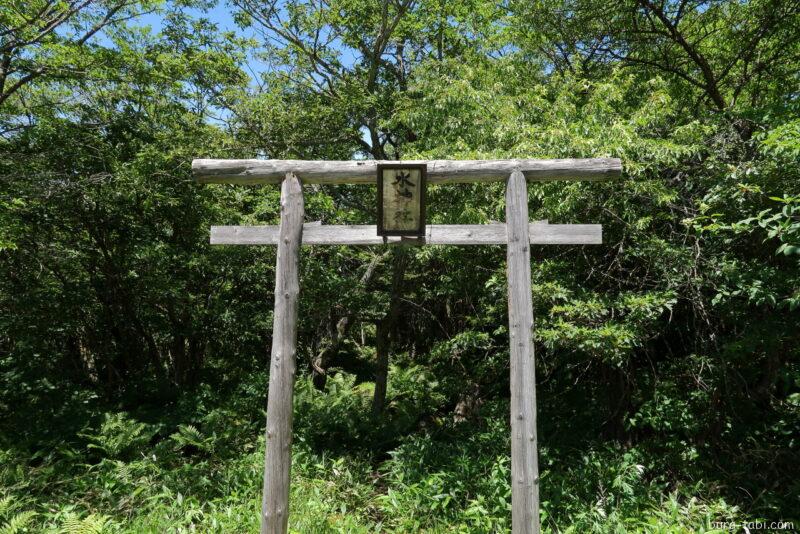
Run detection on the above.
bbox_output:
[372,319,390,415]
[312,252,386,389]
[601,363,630,443]
[372,248,408,415]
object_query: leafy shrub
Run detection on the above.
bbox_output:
[80,412,156,462]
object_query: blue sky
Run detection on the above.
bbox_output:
[138,2,240,34]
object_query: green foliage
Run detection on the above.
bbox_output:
[538,290,678,366]
[0,382,754,533]
[170,424,215,455]
[0,494,36,534]
[1,0,798,531]
[81,412,155,461]
[56,513,115,534]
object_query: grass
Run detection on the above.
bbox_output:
[0,367,772,533]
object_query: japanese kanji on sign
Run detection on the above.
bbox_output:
[377,163,427,236]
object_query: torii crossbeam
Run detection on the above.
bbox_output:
[193,157,622,534]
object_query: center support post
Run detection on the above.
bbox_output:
[505,169,541,534]
[261,173,304,534]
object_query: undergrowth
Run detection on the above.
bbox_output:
[0,361,768,533]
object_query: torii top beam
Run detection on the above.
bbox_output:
[192,158,621,185]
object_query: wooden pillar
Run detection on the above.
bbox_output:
[261,173,304,534]
[505,169,540,534]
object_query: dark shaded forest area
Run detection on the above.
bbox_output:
[1,0,798,531]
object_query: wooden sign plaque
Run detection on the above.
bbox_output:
[377,163,427,236]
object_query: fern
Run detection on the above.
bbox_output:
[0,496,13,519]
[79,412,154,461]
[0,510,36,534]
[0,493,36,534]
[171,424,214,454]
[59,513,112,534]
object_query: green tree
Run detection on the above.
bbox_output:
[511,0,800,113]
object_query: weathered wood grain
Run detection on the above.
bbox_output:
[261,173,304,534]
[193,158,621,184]
[505,170,540,534]
[210,223,601,246]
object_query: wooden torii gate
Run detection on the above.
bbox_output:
[192,157,622,534]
